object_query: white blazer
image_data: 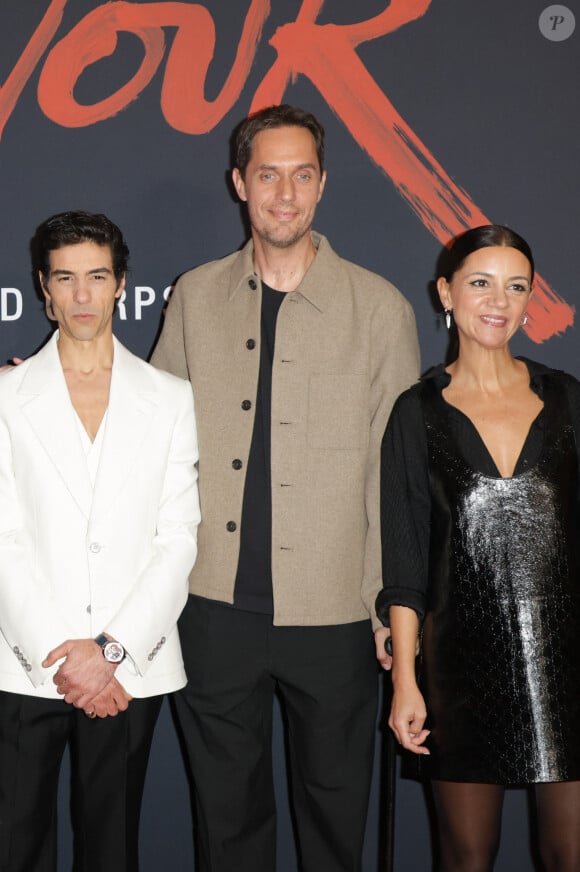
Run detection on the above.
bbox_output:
[0,332,200,699]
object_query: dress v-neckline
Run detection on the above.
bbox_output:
[439,397,543,480]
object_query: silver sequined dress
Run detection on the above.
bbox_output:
[419,375,580,783]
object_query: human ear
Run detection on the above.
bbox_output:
[231,168,247,202]
[39,271,51,301]
[437,276,452,311]
[316,170,327,203]
[115,274,126,299]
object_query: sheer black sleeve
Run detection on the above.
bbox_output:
[377,386,431,625]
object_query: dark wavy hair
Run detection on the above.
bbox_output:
[440,224,535,282]
[234,104,325,178]
[32,211,129,281]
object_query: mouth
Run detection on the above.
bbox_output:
[270,209,298,221]
[480,315,508,327]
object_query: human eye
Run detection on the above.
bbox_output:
[469,278,488,288]
[509,282,528,293]
[296,171,312,182]
[259,171,276,182]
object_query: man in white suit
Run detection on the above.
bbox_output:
[0,211,200,872]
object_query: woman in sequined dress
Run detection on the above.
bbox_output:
[377,225,580,871]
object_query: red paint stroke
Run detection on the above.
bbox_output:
[37,0,270,132]
[250,0,573,342]
[0,1,573,342]
[0,0,67,141]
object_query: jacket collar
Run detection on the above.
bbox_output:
[227,231,341,313]
[17,331,158,520]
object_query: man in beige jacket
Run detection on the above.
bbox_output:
[152,104,419,872]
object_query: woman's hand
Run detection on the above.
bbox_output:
[389,683,430,754]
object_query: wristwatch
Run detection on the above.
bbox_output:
[94,633,126,664]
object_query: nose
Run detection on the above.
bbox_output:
[73,280,91,303]
[488,286,508,308]
[276,174,295,201]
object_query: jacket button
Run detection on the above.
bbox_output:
[246,339,256,350]
[89,542,101,554]
[241,400,252,411]
[232,459,243,470]
[226,521,237,532]
[248,278,257,290]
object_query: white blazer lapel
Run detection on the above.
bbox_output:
[17,332,93,519]
[89,338,158,520]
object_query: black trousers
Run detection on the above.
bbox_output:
[0,691,163,872]
[175,596,379,872]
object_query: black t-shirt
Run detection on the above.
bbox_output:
[233,282,285,614]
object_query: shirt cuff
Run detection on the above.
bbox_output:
[375,587,426,626]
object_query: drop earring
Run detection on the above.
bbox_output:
[445,308,452,330]
[521,312,528,327]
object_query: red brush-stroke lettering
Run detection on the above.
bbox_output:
[0,0,67,141]
[0,1,573,341]
[250,0,574,342]
[37,0,270,132]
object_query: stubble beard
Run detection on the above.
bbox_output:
[255,221,312,250]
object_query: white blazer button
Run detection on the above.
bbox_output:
[89,542,101,553]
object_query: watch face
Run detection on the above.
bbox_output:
[103,641,125,663]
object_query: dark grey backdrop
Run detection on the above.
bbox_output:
[1,1,579,869]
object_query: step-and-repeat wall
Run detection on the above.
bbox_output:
[1,2,578,869]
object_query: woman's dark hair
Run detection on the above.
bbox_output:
[440,224,535,282]
[234,104,325,178]
[32,211,129,281]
